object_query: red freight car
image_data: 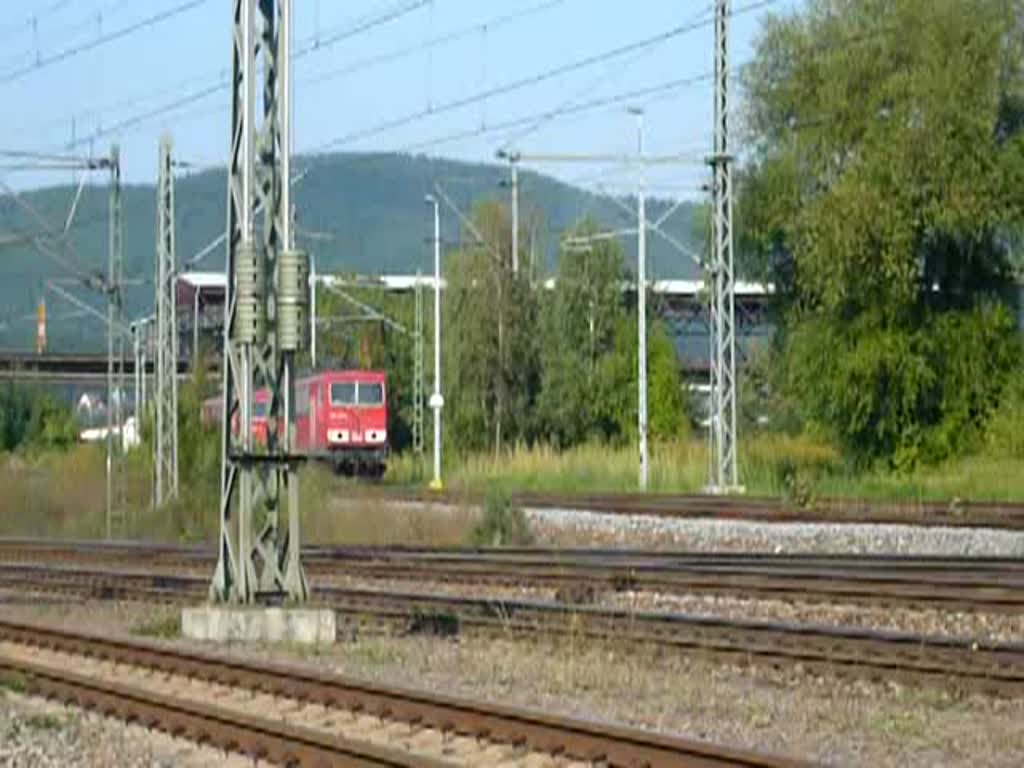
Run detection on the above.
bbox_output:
[203,369,389,477]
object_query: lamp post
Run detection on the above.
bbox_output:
[424,194,444,490]
[310,253,317,368]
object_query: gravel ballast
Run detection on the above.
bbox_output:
[0,688,256,767]
[315,572,1024,644]
[381,498,1024,555]
[526,507,1024,555]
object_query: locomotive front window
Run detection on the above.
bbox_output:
[253,401,268,418]
[330,382,356,405]
[357,382,384,405]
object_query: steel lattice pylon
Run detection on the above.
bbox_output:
[154,135,179,507]
[106,144,127,537]
[210,0,309,604]
[707,0,741,493]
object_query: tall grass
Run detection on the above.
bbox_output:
[0,443,218,541]
[0,445,107,538]
[299,464,477,546]
[387,433,1024,502]
[0,445,477,545]
[813,454,1024,502]
[387,434,838,496]
[2,428,1021,545]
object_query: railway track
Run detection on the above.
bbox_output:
[3,561,1024,696]
[3,538,1024,611]
[0,618,809,767]
[374,489,1024,530]
[304,548,1024,611]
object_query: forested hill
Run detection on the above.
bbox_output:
[0,152,702,352]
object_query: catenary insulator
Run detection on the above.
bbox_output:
[234,243,265,343]
[277,248,309,351]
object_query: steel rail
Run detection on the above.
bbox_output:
[308,561,1024,612]
[4,536,1024,570]
[0,656,443,767]
[3,562,1024,696]
[2,539,1024,611]
[0,618,810,768]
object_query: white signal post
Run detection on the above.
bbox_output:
[630,107,649,490]
[424,194,444,490]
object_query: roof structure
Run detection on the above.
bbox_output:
[177,271,227,290]
[173,271,776,298]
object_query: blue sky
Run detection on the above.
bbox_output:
[0,0,801,195]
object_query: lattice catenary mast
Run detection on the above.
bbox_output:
[106,144,127,537]
[210,0,309,604]
[707,0,741,493]
[154,134,179,506]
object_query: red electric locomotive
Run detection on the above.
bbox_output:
[203,369,389,477]
[297,370,389,476]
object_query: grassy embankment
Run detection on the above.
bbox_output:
[1,431,1021,543]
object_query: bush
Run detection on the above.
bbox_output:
[26,394,77,451]
[987,376,1024,459]
[738,345,803,435]
[468,486,534,547]
[782,305,1021,468]
[773,457,818,508]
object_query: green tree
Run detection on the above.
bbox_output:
[741,0,1024,464]
[25,394,77,450]
[595,314,688,444]
[536,220,627,446]
[443,200,539,454]
[0,385,76,453]
[0,384,31,451]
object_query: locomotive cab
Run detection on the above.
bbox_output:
[321,371,388,477]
